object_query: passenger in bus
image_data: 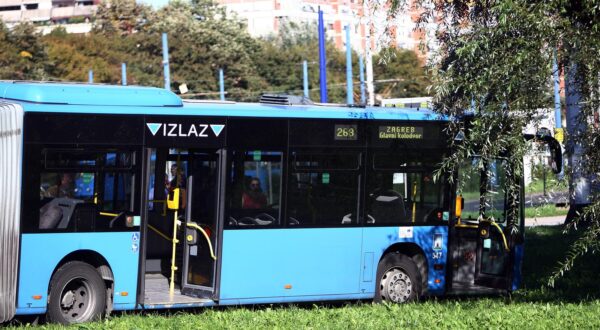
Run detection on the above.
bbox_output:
[166,164,187,210]
[43,173,75,198]
[242,177,267,209]
[167,164,186,191]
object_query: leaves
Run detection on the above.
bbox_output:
[386,0,600,282]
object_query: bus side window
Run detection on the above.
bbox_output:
[286,152,360,226]
[367,152,447,224]
[39,172,95,230]
[37,149,135,232]
[226,150,283,227]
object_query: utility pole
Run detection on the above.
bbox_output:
[359,56,366,104]
[362,0,375,105]
[345,25,354,105]
[121,63,127,86]
[303,60,309,98]
[219,68,225,101]
[318,7,328,103]
[162,33,170,91]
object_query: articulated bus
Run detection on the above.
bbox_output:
[0,82,555,324]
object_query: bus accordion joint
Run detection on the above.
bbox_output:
[186,222,217,261]
[480,219,510,252]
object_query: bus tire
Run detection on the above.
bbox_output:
[374,253,422,303]
[47,261,106,325]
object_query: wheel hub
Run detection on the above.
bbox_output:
[61,291,75,309]
[382,269,412,303]
[59,278,92,322]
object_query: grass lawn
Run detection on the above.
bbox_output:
[524,204,569,218]
[9,226,600,329]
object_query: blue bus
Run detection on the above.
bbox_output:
[0,81,555,324]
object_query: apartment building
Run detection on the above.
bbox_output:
[0,0,99,32]
[217,0,436,59]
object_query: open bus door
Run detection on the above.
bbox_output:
[455,134,562,291]
[180,150,224,299]
[454,158,521,291]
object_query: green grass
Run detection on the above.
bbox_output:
[525,178,568,195]
[462,204,568,220]
[9,226,600,329]
[524,204,569,218]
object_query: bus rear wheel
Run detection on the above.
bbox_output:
[375,253,422,303]
[47,261,106,325]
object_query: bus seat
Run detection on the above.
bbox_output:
[72,203,98,231]
[39,197,83,229]
[371,191,406,224]
[39,203,63,229]
[55,198,84,229]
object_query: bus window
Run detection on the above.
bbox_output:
[459,158,482,221]
[287,152,360,226]
[226,151,282,227]
[366,172,445,224]
[367,152,447,224]
[458,158,508,222]
[485,159,508,222]
[37,149,136,231]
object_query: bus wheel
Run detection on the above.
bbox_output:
[47,261,106,325]
[375,253,422,303]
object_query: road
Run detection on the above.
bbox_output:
[524,215,566,227]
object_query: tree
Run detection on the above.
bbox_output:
[373,47,429,98]
[44,31,121,83]
[386,0,600,284]
[149,0,267,99]
[2,22,49,80]
[93,0,154,35]
[0,22,18,80]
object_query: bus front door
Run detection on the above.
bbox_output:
[181,150,223,299]
[454,158,523,292]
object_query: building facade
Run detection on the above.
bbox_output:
[217,0,435,59]
[0,0,99,32]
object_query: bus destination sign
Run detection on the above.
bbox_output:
[379,126,424,140]
[334,124,358,141]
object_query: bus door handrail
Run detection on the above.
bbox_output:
[480,218,510,252]
[186,222,217,261]
[148,224,173,243]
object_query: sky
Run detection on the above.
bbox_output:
[137,0,171,8]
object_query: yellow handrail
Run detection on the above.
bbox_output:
[169,210,179,295]
[148,224,173,243]
[99,212,119,217]
[455,223,478,229]
[186,222,217,261]
[481,219,510,252]
[411,182,417,223]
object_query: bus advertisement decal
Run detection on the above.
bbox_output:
[399,226,414,239]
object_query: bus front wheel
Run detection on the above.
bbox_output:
[47,261,106,325]
[375,253,422,303]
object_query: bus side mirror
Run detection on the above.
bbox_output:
[167,188,180,210]
[455,195,464,218]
